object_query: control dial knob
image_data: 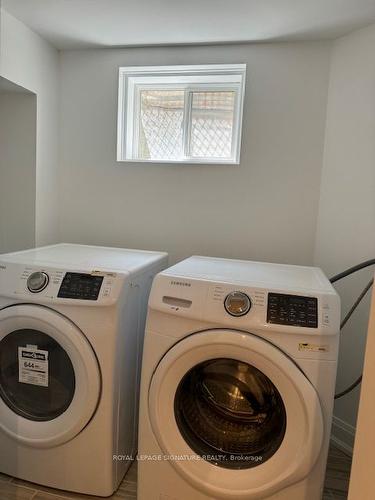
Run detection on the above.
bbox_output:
[224,291,251,317]
[27,271,49,293]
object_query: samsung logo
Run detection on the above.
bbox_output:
[170,280,191,287]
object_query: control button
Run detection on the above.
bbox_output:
[27,272,49,293]
[224,291,251,317]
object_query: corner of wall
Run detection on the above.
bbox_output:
[312,40,335,266]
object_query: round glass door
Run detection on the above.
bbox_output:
[174,358,286,469]
[0,305,101,448]
[0,329,75,421]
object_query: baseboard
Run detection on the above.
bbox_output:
[331,415,355,456]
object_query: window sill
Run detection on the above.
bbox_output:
[116,158,240,165]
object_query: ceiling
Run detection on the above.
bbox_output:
[3,0,375,50]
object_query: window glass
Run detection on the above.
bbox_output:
[190,91,235,159]
[139,90,184,160]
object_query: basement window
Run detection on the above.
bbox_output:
[117,64,246,164]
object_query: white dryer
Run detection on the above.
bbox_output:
[0,243,167,496]
[138,256,340,500]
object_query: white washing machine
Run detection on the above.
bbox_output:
[0,243,167,496]
[138,256,340,500]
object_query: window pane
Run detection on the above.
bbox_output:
[190,91,235,159]
[138,90,184,160]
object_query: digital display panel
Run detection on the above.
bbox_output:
[58,273,103,300]
[267,293,318,328]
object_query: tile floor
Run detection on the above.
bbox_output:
[323,445,352,499]
[0,444,351,500]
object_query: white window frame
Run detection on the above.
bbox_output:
[117,64,246,164]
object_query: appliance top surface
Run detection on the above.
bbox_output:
[0,244,167,273]
[161,256,334,293]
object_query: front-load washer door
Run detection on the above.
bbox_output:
[0,305,101,448]
[148,329,324,500]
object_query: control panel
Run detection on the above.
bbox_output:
[57,273,104,300]
[148,274,340,336]
[0,263,124,306]
[267,293,318,328]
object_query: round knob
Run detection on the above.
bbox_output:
[224,291,251,317]
[27,272,49,293]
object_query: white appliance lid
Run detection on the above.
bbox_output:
[0,243,167,273]
[161,255,333,292]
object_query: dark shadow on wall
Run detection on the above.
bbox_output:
[0,76,36,254]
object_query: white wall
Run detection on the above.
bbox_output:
[349,287,375,499]
[0,8,60,247]
[0,90,36,253]
[59,42,330,264]
[314,23,375,450]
